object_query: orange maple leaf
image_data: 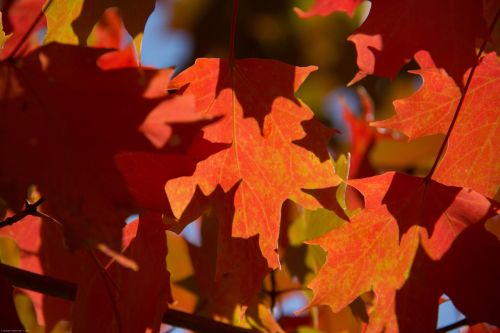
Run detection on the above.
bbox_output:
[165,58,341,268]
[374,52,500,198]
[306,172,498,331]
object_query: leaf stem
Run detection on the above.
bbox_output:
[425,8,500,180]
[228,0,239,64]
[0,263,255,333]
[5,0,54,60]
[1,262,76,299]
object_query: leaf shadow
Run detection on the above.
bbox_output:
[381,174,460,238]
[215,59,302,133]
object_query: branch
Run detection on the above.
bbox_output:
[0,198,46,229]
[0,263,255,333]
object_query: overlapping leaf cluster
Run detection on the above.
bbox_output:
[0,0,499,332]
[297,0,500,331]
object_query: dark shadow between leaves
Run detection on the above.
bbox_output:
[382,174,460,238]
[293,118,339,163]
[0,43,221,330]
[184,184,269,320]
[71,1,156,45]
[302,187,349,222]
[396,222,500,331]
[215,58,303,132]
[395,245,440,333]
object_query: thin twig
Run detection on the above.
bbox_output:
[0,198,45,229]
[6,0,54,59]
[0,263,255,333]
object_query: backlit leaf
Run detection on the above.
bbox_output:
[165,58,341,268]
[374,52,500,198]
[348,0,488,84]
[306,172,498,331]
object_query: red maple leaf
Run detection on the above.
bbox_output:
[165,58,341,268]
[187,188,270,317]
[341,87,377,179]
[70,0,155,46]
[374,52,500,198]
[0,43,179,250]
[348,0,489,85]
[0,0,46,59]
[396,223,500,331]
[0,209,83,329]
[115,135,228,213]
[73,213,171,333]
[306,172,498,331]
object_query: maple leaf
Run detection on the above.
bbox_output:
[0,43,205,328]
[115,136,228,213]
[306,205,420,332]
[349,173,498,260]
[73,213,171,333]
[0,43,179,251]
[341,87,377,179]
[374,52,500,198]
[294,0,362,18]
[396,223,500,332]
[348,0,488,85]
[45,0,155,54]
[0,210,78,329]
[187,188,270,318]
[119,185,273,326]
[71,9,138,69]
[117,146,273,317]
[96,44,138,69]
[86,9,124,49]
[0,0,46,59]
[139,95,205,149]
[306,172,498,331]
[288,155,351,248]
[165,58,341,268]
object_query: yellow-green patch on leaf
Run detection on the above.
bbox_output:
[44,0,84,45]
[0,12,12,49]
